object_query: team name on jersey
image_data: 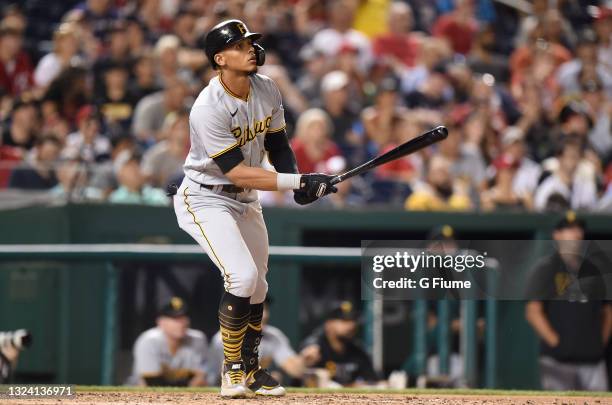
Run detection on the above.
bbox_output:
[230,116,272,147]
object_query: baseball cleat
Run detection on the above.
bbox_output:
[220,361,247,398]
[245,367,286,396]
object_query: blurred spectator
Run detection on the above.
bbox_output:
[125,17,148,56]
[0,26,33,97]
[526,213,612,391]
[300,301,378,387]
[141,111,189,188]
[591,5,612,85]
[499,126,542,198]
[154,35,196,88]
[362,75,407,147]
[129,53,161,103]
[128,297,208,387]
[541,101,599,186]
[0,130,22,188]
[62,105,111,163]
[132,76,189,144]
[516,0,562,47]
[88,134,137,197]
[405,155,471,211]
[92,21,132,95]
[481,154,533,211]
[95,61,137,136]
[405,66,451,109]
[540,9,577,51]
[8,135,60,190]
[534,137,597,212]
[49,158,103,202]
[43,66,91,125]
[557,31,610,97]
[372,2,421,69]
[580,77,612,160]
[108,151,168,206]
[34,23,81,89]
[296,45,328,106]
[206,297,304,386]
[511,22,572,97]
[1,100,39,151]
[291,108,343,174]
[399,37,452,95]
[74,0,119,39]
[174,9,201,49]
[432,0,479,55]
[439,119,487,191]
[318,71,361,157]
[467,24,509,83]
[310,0,373,72]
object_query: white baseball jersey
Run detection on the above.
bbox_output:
[128,327,208,385]
[184,73,286,185]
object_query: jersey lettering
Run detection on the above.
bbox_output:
[230,115,272,147]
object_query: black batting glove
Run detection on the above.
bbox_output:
[299,173,338,199]
[293,190,318,205]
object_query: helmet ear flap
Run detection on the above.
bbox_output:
[254,43,265,66]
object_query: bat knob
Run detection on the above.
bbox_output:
[434,126,448,140]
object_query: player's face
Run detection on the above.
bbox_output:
[218,38,258,74]
[158,315,190,340]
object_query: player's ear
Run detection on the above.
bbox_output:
[214,53,225,68]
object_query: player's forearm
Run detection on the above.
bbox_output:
[225,164,300,191]
[281,356,305,378]
[525,301,559,346]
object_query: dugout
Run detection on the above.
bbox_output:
[1,204,612,388]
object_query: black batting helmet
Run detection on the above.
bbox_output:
[204,19,265,69]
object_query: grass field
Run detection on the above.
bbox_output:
[2,386,610,405]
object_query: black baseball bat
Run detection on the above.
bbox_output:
[330,126,448,185]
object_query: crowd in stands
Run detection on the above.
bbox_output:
[0,0,611,212]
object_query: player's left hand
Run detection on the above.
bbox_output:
[293,190,318,205]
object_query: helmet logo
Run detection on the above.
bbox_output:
[237,23,246,34]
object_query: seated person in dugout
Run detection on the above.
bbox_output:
[128,297,208,386]
[300,301,379,387]
[525,211,612,391]
[205,297,305,386]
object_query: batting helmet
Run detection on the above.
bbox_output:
[205,19,265,69]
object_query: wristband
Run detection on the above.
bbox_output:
[276,173,302,191]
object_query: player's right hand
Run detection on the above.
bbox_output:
[299,173,338,199]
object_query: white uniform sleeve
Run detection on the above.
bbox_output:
[268,82,286,133]
[203,332,224,386]
[133,335,162,376]
[190,104,239,158]
[186,332,208,372]
[267,327,297,366]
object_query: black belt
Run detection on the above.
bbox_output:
[201,184,245,194]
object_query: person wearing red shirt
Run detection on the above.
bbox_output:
[432,0,479,55]
[290,108,343,174]
[372,2,421,68]
[0,27,34,97]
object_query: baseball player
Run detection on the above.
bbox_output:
[171,19,337,398]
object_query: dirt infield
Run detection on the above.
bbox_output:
[2,391,610,405]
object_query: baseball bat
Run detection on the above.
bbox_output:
[330,125,448,185]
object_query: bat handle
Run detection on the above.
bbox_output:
[330,175,342,185]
